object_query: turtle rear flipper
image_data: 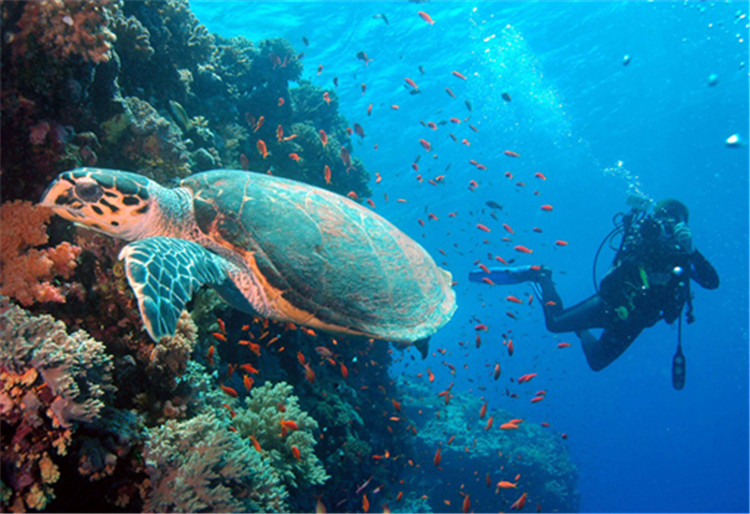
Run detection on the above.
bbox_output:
[119,237,232,341]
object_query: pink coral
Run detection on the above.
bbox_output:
[11,0,119,64]
[0,200,82,306]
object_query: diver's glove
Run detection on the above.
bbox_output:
[673,222,694,254]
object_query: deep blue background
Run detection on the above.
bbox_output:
[192,2,749,512]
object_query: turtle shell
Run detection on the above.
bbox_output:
[180,170,456,342]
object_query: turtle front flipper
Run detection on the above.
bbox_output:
[119,237,232,341]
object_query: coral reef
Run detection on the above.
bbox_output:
[10,0,119,64]
[233,381,329,491]
[142,411,288,513]
[0,297,114,512]
[0,200,82,307]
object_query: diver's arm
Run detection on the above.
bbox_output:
[689,250,719,289]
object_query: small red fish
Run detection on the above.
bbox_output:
[555,240,568,246]
[256,139,269,159]
[502,223,514,234]
[418,11,435,25]
[243,375,254,392]
[514,245,533,254]
[462,494,471,514]
[253,115,265,133]
[479,401,487,419]
[510,492,527,510]
[404,77,419,90]
[531,396,544,403]
[340,146,352,170]
[319,129,328,146]
[206,345,215,366]
[323,91,331,104]
[504,150,520,158]
[303,363,315,384]
[497,481,517,489]
[324,165,332,185]
[500,422,520,430]
[212,331,227,342]
[541,204,554,211]
[493,363,501,380]
[291,445,302,461]
[506,295,523,304]
[362,493,370,513]
[240,153,249,171]
[445,87,456,98]
[220,384,238,397]
[340,362,348,378]
[278,97,285,106]
[476,223,491,232]
[434,447,442,466]
[485,416,494,431]
[452,70,467,80]
[508,339,515,356]
[534,172,547,180]
[249,434,262,452]
[557,342,572,348]
[419,139,432,151]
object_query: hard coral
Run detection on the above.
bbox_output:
[0,297,114,512]
[0,200,82,307]
[11,0,120,64]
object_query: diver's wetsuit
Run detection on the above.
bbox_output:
[536,216,719,371]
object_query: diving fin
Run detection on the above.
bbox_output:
[469,265,540,285]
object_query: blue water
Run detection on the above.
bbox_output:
[192,2,750,512]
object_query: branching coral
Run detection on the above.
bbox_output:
[0,297,114,512]
[233,381,329,491]
[11,0,120,64]
[0,200,82,307]
[142,411,288,513]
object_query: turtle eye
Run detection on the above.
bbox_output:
[75,182,103,202]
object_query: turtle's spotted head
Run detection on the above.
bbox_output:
[40,167,157,240]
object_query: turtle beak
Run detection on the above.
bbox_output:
[39,173,81,221]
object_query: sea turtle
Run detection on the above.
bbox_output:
[40,168,456,350]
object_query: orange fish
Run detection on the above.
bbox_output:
[419,139,432,151]
[557,342,571,348]
[256,139,269,159]
[479,401,487,419]
[212,331,227,342]
[220,384,238,397]
[452,70,467,80]
[506,295,523,304]
[253,115,265,133]
[297,351,306,365]
[485,416,494,431]
[513,245,533,254]
[243,375,254,392]
[404,77,419,90]
[502,223,514,234]
[518,373,537,383]
[450,117,461,124]
[497,481,517,489]
[427,368,435,382]
[504,150,520,158]
[392,399,402,412]
[534,172,547,180]
[500,422,520,430]
[303,363,315,384]
[476,223,491,232]
[493,363,501,380]
[510,492,527,510]
[417,11,435,24]
[531,396,544,403]
[340,146,352,170]
[280,419,299,432]
[367,103,373,115]
[276,124,284,142]
[462,494,471,514]
[249,434,262,452]
[541,204,554,211]
[340,362,348,378]
[555,240,568,246]
[278,97,285,106]
[206,345,215,366]
[239,363,259,374]
[508,340,514,356]
[322,165,331,185]
[362,494,370,513]
[396,491,403,502]
[289,153,301,162]
[319,129,328,146]
[434,447,442,466]
[323,91,331,104]
[291,445,301,461]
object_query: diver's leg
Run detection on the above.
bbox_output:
[581,326,642,371]
[536,271,608,333]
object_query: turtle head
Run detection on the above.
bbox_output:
[40,167,158,240]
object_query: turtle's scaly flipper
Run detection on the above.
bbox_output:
[119,237,230,341]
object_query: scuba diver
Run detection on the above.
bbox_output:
[471,199,719,384]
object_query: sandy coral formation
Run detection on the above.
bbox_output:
[0,297,114,512]
[0,201,82,307]
[142,411,288,512]
[9,0,119,64]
